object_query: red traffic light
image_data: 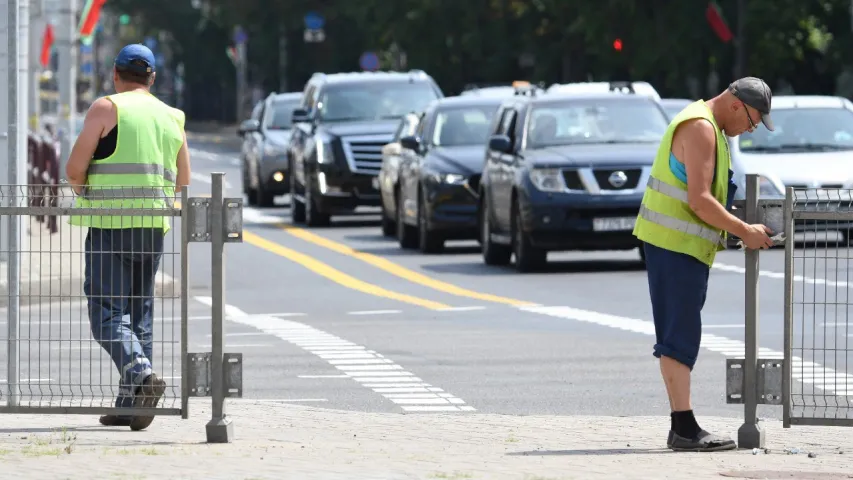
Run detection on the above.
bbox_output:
[613,39,623,51]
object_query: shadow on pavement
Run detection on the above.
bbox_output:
[506,448,672,456]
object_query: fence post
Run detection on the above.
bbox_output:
[205,172,233,443]
[738,173,764,449]
[782,186,794,428]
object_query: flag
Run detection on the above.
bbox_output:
[40,24,54,67]
[78,0,107,38]
[706,2,733,43]
[226,46,238,66]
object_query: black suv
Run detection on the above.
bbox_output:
[478,88,671,272]
[288,70,444,226]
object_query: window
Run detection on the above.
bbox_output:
[526,99,669,148]
[262,99,301,130]
[739,107,853,152]
[430,105,500,147]
[317,81,440,122]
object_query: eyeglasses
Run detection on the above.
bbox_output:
[743,105,757,132]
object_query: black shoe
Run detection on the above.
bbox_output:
[99,415,132,427]
[667,429,737,452]
[129,374,167,431]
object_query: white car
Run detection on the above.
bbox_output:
[729,95,853,242]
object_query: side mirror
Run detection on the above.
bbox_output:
[238,119,260,136]
[292,108,312,124]
[488,134,512,153]
[400,135,420,151]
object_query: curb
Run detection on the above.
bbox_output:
[0,272,179,308]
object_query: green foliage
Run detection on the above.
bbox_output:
[106,0,853,121]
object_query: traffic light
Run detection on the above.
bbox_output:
[119,14,130,25]
[613,38,623,51]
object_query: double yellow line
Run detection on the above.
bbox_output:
[241,222,534,310]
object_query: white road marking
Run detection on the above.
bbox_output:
[248,398,329,403]
[347,310,402,315]
[195,297,475,412]
[436,306,486,312]
[522,305,853,398]
[268,312,308,318]
[207,332,269,338]
[196,343,273,348]
[297,374,350,379]
[714,262,851,289]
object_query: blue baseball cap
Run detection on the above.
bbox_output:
[115,44,155,74]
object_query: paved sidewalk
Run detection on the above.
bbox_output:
[0,399,850,479]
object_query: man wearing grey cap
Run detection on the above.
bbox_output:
[66,44,191,431]
[633,77,774,451]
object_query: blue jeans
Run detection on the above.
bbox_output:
[84,227,164,415]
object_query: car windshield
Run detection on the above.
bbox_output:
[739,107,853,152]
[318,82,440,122]
[526,99,669,148]
[431,105,499,146]
[264,99,300,130]
[662,102,690,120]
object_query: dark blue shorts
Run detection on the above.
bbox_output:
[643,242,710,370]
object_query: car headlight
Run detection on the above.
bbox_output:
[263,143,287,156]
[529,168,566,192]
[425,171,466,185]
[315,139,335,164]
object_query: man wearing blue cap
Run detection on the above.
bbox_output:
[66,44,191,431]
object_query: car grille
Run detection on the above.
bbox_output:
[592,168,642,190]
[561,170,585,190]
[341,134,393,175]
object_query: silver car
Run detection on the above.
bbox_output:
[729,95,853,242]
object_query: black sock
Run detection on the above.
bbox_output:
[671,410,702,438]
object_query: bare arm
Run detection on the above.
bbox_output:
[175,129,191,193]
[66,98,112,194]
[676,119,749,238]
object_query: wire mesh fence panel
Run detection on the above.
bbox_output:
[785,187,853,426]
[0,184,185,417]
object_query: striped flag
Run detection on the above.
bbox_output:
[78,0,107,38]
[40,24,54,67]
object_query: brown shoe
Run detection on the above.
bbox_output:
[99,415,132,427]
[129,374,167,431]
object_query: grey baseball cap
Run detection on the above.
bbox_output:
[728,77,774,131]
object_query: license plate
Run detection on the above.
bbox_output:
[593,216,636,232]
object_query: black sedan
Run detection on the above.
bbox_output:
[395,96,505,253]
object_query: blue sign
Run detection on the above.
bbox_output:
[359,51,379,71]
[233,27,248,45]
[80,62,93,75]
[79,44,92,54]
[304,11,324,30]
[144,36,158,51]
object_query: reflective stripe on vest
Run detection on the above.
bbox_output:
[81,186,175,207]
[88,162,177,183]
[640,175,724,246]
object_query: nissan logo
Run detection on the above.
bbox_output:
[608,171,628,188]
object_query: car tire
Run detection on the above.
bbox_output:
[396,190,418,249]
[418,189,443,253]
[480,197,511,266]
[290,159,305,223]
[380,191,396,237]
[257,180,276,208]
[512,198,546,273]
[243,166,259,206]
[305,174,331,227]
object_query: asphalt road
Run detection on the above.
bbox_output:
[2,135,851,426]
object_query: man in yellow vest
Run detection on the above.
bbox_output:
[65,44,191,431]
[633,77,775,451]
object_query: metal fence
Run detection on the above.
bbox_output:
[727,174,853,449]
[784,186,853,427]
[0,173,243,443]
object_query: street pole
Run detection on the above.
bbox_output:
[57,0,77,179]
[236,42,247,121]
[278,26,287,93]
[29,0,43,132]
[734,0,746,79]
[6,0,29,409]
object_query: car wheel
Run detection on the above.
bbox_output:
[380,191,395,237]
[396,189,418,249]
[290,165,305,224]
[257,180,276,208]
[480,197,511,266]
[305,174,331,227]
[418,189,443,253]
[244,166,258,206]
[512,198,546,273]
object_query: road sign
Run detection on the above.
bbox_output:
[304,11,324,30]
[234,26,248,45]
[359,51,380,71]
[303,29,325,43]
